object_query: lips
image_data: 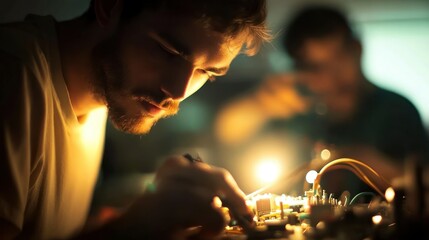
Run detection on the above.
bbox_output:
[130,93,167,116]
[139,100,164,116]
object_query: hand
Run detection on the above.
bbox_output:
[254,73,311,118]
[104,155,252,240]
[214,72,311,145]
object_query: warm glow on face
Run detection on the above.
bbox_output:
[256,158,281,184]
[306,170,318,184]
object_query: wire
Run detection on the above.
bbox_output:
[313,158,391,197]
[349,192,376,205]
[315,164,384,196]
[246,157,391,201]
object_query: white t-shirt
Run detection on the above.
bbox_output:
[0,14,107,239]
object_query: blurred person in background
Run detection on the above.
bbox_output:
[215,4,429,198]
[0,0,271,239]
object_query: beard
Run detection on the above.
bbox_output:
[90,36,179,134]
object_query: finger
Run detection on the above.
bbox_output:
[119,183,226,239]
[155,157,251,217]
[193,203,227,237]
[177,166,250,217]
[155,156,210,179]
[155,155,190,178]
[156,183,227,236]
[158,161,246,205]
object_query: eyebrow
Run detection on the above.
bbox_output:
[157,32,191,57]
[154,32,229,75]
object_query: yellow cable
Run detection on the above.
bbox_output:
[313,158,391,197]
[315,164,383,196]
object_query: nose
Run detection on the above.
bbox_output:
[161,61,195,101]
[299,72,333,97]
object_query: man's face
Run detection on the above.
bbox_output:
[293,36,361,114]
[91,11,242,134]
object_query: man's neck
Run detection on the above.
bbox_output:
[56,17,105,122]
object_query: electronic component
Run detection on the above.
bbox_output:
[219,158,429,240]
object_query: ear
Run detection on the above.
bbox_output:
[93,0,123,27]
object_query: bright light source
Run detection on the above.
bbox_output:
[372,215,382,225]
[385,187,395,202]
[305,170,318,184]
[320,149,331,161]
[256,159,280,184]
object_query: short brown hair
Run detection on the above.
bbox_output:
[282,5,356,59]
[84,0,272,56]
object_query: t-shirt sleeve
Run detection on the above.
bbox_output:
[0,50,45,230]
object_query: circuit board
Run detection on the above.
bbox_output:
[217,159,428,240]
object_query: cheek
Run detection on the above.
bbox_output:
[119,36,165,89]
[338,61,360,87]
[126,53,159,87]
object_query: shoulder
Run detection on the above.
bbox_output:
[0,15,55,83]
[0,23,51,148]
[0,49,49,178]
[372,86,420,119]
[0,49,48,111]
[0,15,58,111]
[370,86,428,147]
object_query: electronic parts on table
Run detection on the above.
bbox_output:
[220,159,428,240]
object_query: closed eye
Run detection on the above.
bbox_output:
[150,32,184,57]
[158,41,182,56]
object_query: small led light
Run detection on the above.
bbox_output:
[385,187,395,202]
[320,149,331,161]
[305,170,318,184]
[372,215,382,224]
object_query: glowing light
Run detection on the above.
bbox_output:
[372,215,382,224]
[256,159,280,184]
[81,107,107,146]
[320,149,331,161]
[385,187,395,202]
[212,196,223,208]
[305,170,318,184]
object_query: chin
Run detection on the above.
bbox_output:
[109,113,159,135]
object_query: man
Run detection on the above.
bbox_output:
[215,5,429,197]
[0,0,271,239]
